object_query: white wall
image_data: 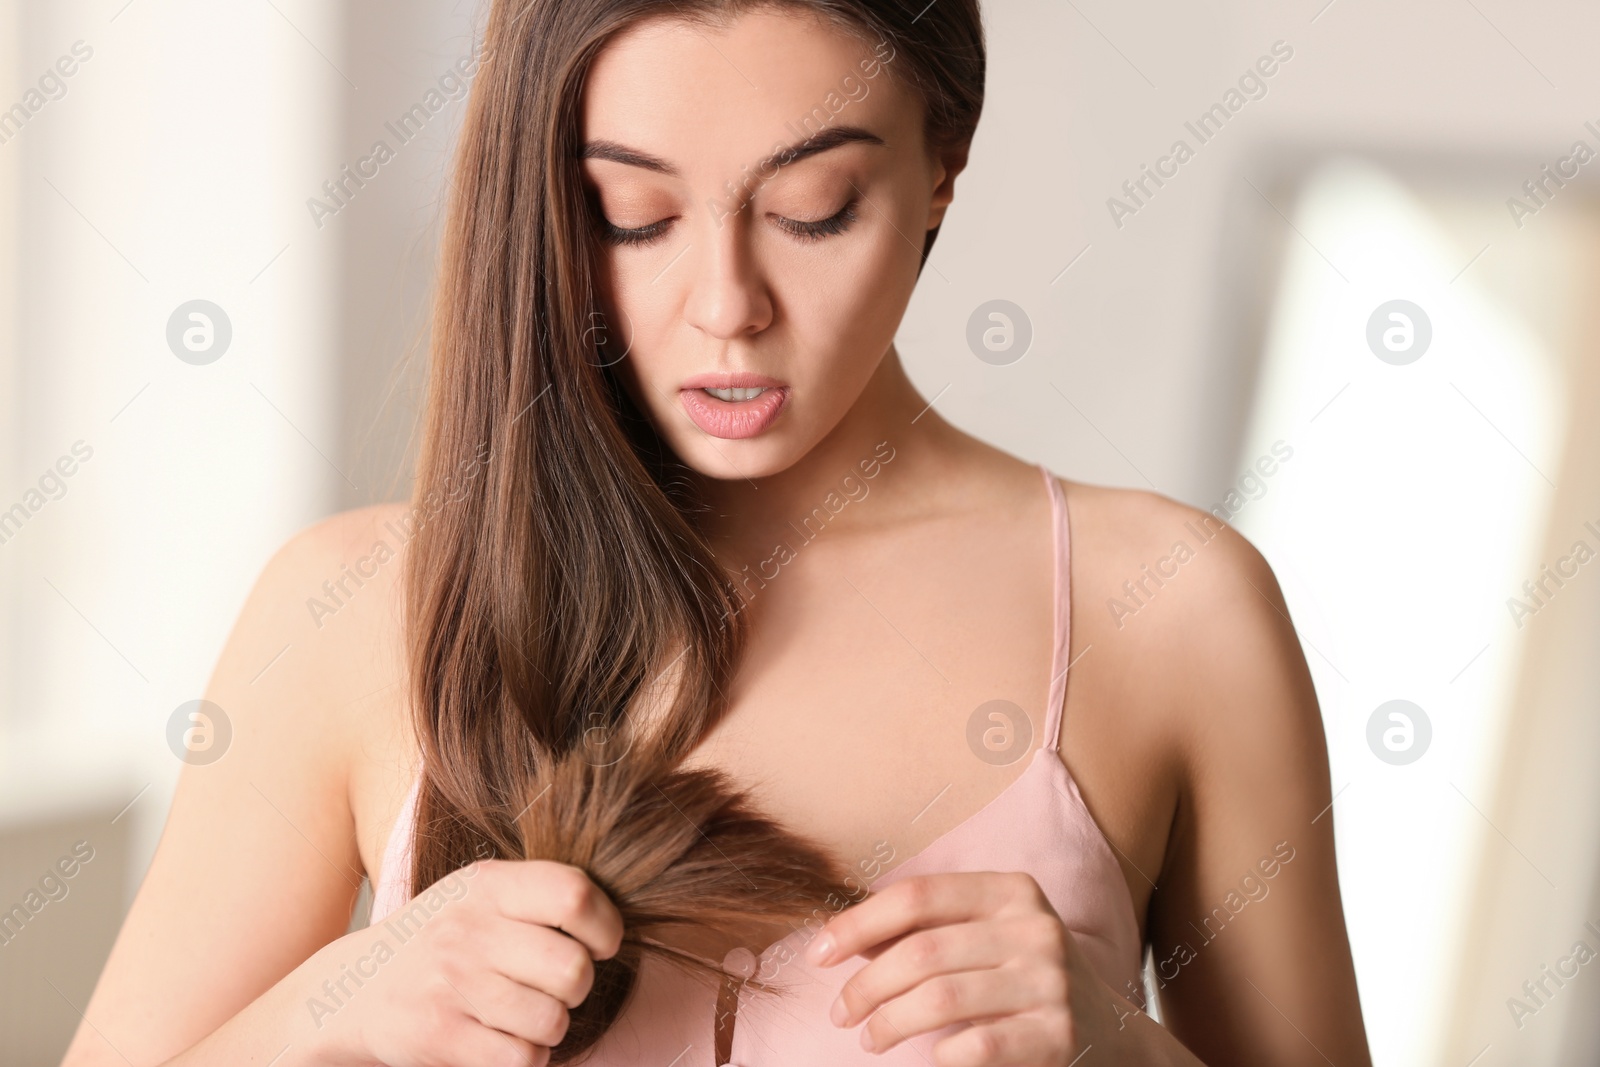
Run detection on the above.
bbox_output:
[0,0,341,897]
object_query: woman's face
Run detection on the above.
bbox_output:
[579,7,954,480]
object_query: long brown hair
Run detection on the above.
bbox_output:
[403,0,984,1057]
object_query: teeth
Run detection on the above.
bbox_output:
[703,386,768,402]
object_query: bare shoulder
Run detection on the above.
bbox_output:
[198,499,420,878]
[236,501,414,697]
[1062,479,1286,630]
[60,502,420,1065]
[1056,479,1318,748]
[1049,485,1364,1060]
[242,501,418,783]
[1045,477,1337,991]
[196,498,425,905]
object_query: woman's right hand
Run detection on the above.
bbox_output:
[310,858,625,1067]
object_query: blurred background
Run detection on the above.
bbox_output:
[2,0,1598,1064]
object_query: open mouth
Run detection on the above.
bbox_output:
[701,386,769,403]
[678,379,790,440]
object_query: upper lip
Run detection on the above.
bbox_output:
[680,371,787,391]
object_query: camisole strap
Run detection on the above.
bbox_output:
[1039,464,1073,755]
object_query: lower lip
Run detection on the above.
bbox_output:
[679,387,790,439]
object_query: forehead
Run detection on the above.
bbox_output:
[581,8,909,174]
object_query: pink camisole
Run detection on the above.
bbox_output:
[368,463,1144,1065]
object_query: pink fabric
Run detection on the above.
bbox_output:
[370,464,1144,1065]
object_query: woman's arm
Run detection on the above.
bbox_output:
[1143,519,1371,1065]
[58,512,390,1066]
[59,509,624,1067]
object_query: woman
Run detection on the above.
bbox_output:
[62,1,1370,1065]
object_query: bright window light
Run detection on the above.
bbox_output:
[1229,156,1564,1067]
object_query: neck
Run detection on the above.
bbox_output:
[687,345,960,562]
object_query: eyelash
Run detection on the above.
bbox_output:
[600,198,860,248]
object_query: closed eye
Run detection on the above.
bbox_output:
[772,197,859,242]
[598,197,860,248]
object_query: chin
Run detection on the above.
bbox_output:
[669,433,807,481]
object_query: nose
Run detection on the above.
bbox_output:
[681,211,773,340]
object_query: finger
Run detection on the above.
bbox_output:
[438,1012,546,1067]
[448,970,572,1048]
[860,967,1057,1054]
[834,920,1018,1027]
[480,860,626,961]
[933,1014,1064,1067]
[481,916,598,1008]
[808,873,1036,967]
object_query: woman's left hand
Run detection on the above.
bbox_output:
[804,870,1134,1065]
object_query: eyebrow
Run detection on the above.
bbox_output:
[578,124,886,178]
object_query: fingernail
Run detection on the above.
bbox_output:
[830,997,849,1026]
[860,1028,878,1052]
[811,933,835,965]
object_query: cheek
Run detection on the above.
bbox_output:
[597,263,676,392]
[785,222,918,382]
